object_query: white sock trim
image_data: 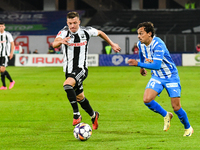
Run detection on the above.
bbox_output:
[91,112,95,118]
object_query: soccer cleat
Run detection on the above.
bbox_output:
[73,115,82,126]
[0,86,7,90]
[91,111,99,130]
[9,80,15,89]
[183,126,194,137]
[163,112,173,131]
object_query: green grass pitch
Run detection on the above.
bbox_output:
[0,66,200,149]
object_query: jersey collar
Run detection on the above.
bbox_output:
[69,27,80,34]
[0,31,5,35]
[147,36,156,48]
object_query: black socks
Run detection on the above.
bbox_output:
[78,97,94,117]
[63,84,94,118]
[63,84,79,117]
[1,71,6,87]
[1,70,13,87]
[4,71,13,82]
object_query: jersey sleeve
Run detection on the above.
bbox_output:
[152,44,164,62]
[137,42,145,63]
[7,32,14,42]
[85,26,98,37]
[56,27,68,39]
[137,59,162,70]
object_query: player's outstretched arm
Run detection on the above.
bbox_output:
[53,37,71,48]
[128,59,162,70]
[128,59,138,66]
[97,30,121,53]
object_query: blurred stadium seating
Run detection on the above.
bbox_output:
[0,0,200,53]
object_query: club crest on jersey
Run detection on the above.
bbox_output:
[69,41,87,47]
[57,31,62,36]
[70,35,74,38]
[81,34,85,38]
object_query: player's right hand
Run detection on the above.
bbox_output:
[111,43,121,53]
[128,59,138,66]
[62,37,71,46]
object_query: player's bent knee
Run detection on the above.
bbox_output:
[76,94,84,102]
[172,104,181,111]
[0,68,5,72]
[76,92,84,101]
[63,84,73,91]
[143,97,153,103]
[63,81,69,86]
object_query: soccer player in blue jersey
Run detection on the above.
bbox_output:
[128,22,193,137]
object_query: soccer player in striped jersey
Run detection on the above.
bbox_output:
[128,22,193,137]
[0,22,15,90]
[53,11,121,130]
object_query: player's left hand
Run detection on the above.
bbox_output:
[140,68,147,76]
[9,53,13,60]
[128,59,138,66]
[111,43,121,53]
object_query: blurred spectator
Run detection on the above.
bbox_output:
[185,1,196,9]
[102,41,112,54]
[48,42,55,54]
[55,47,62,54]
[196,43,200,53]
[33,49,39,54]
[14,42,23,54]
[132,43,139,54]
[105,45,112,55]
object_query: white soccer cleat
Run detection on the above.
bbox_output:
[183,126,194,137]
[163,112,173,131]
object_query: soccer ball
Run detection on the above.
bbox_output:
[73,123,92,141]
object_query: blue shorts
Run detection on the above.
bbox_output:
[145,76,181,98]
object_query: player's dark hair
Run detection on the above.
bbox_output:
[67,11,79,19]
[137,22,155,37]
[0,22,5,25]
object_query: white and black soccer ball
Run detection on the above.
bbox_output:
[73,123,92,141]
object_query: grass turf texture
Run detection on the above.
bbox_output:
[0,66,200,149]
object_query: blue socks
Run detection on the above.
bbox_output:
[174,108,190,129]
[144,100,167,117]
[145,100,191,129]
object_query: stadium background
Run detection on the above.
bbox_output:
[1,0,200,67]
[1,1,200,149]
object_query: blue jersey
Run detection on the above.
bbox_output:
[137,36,178,79]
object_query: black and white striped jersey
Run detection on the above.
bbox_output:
[56,26,98,73]
[0,31,14,57]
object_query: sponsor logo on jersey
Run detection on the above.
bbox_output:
[69,41,87,47]
[145,58,153,63]
[155,50,163,52]
[0,40,6,43]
